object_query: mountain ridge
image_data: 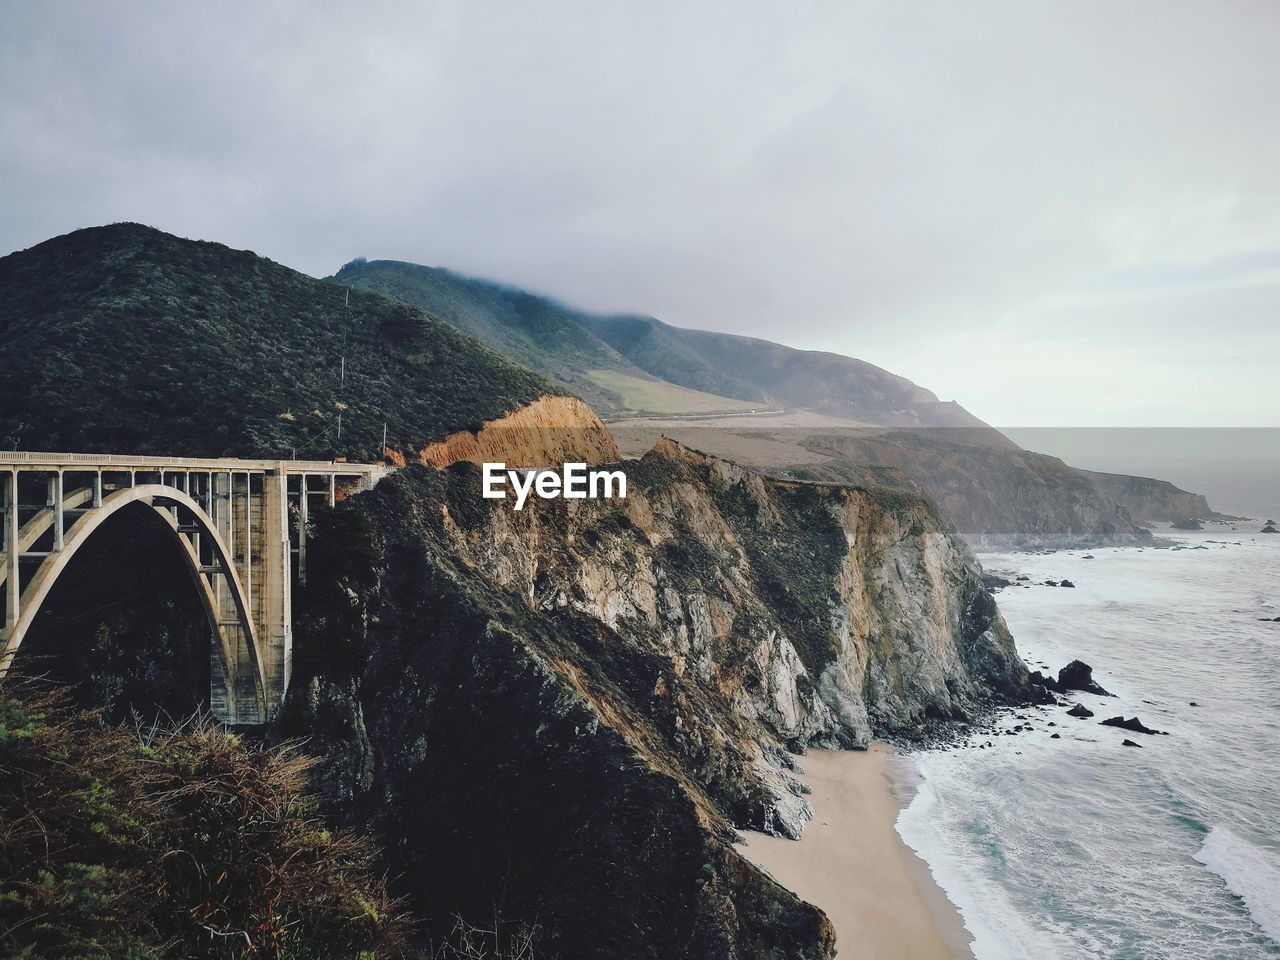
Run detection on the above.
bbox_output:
[0,224,566,459]
[331,258,992,429]
[330,255,1221,540]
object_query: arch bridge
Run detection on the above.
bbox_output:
[1,452,387,724]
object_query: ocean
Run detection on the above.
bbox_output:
[896,521,1280,959]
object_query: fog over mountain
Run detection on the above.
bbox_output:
[2,1,1277,426]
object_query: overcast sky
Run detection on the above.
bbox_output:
[2,1,1277,427]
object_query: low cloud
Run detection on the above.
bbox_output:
[2,0,1277,425]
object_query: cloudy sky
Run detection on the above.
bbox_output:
[2,1,1277,427]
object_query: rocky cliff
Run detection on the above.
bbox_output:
[789,430,1155,547]
[276,434,1034,959]
[1081,469,1228,523]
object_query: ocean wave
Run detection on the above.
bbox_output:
[896,759,1083,959]
[1195,826,1280,945]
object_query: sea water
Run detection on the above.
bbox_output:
[896,522,1280,959]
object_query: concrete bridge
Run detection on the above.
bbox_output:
[1,452,387,724]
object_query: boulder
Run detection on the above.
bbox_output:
[1060,579,1076,588]
[1122,739,1142,748]
[1058,660,1111,696]
[1262,524,1279,534]
[1102,716,1160,735]
[1027,670,1063,694]
[1066,703,1094,718]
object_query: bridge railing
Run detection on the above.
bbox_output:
[0,451,386,476]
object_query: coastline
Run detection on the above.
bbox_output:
[736,744,973,960]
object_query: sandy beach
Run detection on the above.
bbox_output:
[736,745,972,960]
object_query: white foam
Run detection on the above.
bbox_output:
[1195,826,1280,945]
[896,759,1081,960]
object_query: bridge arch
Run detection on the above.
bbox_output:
[1,484,267,720]
[4,453,387,724]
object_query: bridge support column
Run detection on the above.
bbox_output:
[4,472,17,646]
[50,472,64,551]
[208,471,263,725]
[297,473,309,585]
[259,468,292,712]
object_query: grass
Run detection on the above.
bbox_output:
[0,684,414,960]
[584,370,757,415]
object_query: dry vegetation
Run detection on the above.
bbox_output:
[0,683,412,960]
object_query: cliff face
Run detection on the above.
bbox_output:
[791,430,1154,547]
[1081,470,1226,523]
[277,431,1032,959]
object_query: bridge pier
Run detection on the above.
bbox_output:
[4,472,17,642]
[1,453,386,724]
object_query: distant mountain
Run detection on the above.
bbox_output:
[579,314,991,428]
[0,225,562,459]
[331,259,990,428]
[331,256,1225,541]
[792,430,1151,541]
[330,258,635,411]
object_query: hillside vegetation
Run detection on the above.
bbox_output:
[0,225,563,459]
[331,259,985,426]
[0,685,410,960]
[583,369,757,414]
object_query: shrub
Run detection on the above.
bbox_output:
[0,684,412,960]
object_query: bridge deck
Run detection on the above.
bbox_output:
[1,451,386,477]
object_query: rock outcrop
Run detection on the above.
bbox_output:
[278,438,1035,959]
[1102,716,1162,735]
[416,395,621,469]
[1058,660,1110,696]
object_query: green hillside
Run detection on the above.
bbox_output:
[333,258,990,427]
[583,369,757,414]
[330,258,640,411]
[0,225,563,459]
[580,315,990,428]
